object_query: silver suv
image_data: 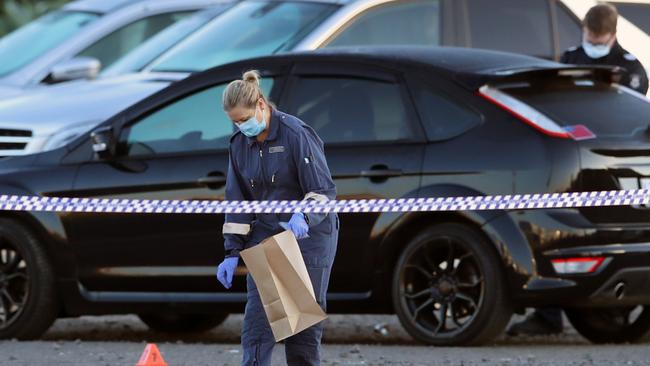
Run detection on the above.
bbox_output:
[0,0,647,157]
[0,0,225,99]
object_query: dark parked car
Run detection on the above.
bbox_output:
[2,47,650,345]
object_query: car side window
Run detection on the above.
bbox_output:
[326,0,440,47]
[556,2,581,55]
[118,78,274,157]
[76,12,191,70]
[412,84,481,141]
[465,0,552,58]
[289,76,413,143]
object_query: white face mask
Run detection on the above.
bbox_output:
[581,32,614,59]
[582,40,611,59]
[237,105,266,137]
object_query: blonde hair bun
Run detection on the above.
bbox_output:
[243,70,260,86]
[222,69,267,111]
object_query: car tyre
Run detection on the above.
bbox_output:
[138,312,229,333]
[565,305,650,344]
[0,218,58,340]
[392,223,512,346]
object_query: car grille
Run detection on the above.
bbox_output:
[0,128,32,156]
[0,142,27,149]
[0,129,31,137]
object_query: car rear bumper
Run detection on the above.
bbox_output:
[517,242,650,307]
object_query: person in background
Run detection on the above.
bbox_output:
[508,3,648,337]
[561,3,648,94]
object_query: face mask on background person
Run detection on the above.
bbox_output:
[582,31,615,59]
[237,105,266,137]
[583,40,611,58]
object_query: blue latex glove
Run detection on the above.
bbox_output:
[216,256,239,289]
[287,212,309,239]
[279,221,310,239]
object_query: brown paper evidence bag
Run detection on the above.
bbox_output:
[239,230,327,342]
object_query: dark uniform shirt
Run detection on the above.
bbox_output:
[561,40,649,94]
[222,107,337,259]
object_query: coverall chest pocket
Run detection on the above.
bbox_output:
[267,149,292,189]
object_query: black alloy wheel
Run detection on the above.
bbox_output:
[0,219,58,339]
[0,243,29,330]
[393,223,512,346]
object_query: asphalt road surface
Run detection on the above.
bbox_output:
[1,314,649,366]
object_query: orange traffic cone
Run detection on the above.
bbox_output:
[136,343,168,366]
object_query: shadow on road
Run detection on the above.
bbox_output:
[36,314,628,347]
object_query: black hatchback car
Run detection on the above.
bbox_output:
[2,47,650,346]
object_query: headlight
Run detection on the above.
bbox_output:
[42,121,101,152]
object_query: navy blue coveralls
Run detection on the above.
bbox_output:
[222,107,339,366]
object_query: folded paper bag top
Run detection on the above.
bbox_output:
[239,230,327,342]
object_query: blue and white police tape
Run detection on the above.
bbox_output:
[0,189,648,214]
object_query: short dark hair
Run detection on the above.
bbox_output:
[583,4,618,36]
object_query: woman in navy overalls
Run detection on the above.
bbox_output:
[216,70,339,366]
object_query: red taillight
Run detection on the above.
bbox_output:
[551,257,606,274]
[478,85,588,139]
[478,90,569,139]
[563,124,596,140]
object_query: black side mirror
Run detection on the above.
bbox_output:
[90,126,115,160]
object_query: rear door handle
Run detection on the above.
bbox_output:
[198,173,226,188]
[360,169,403,178]
[198,176,227,184]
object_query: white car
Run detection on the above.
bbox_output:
[0,0,225,99]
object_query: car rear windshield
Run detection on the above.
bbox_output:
[0,10,99,77]
[147,0,339,73]
[500,79,650,138]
